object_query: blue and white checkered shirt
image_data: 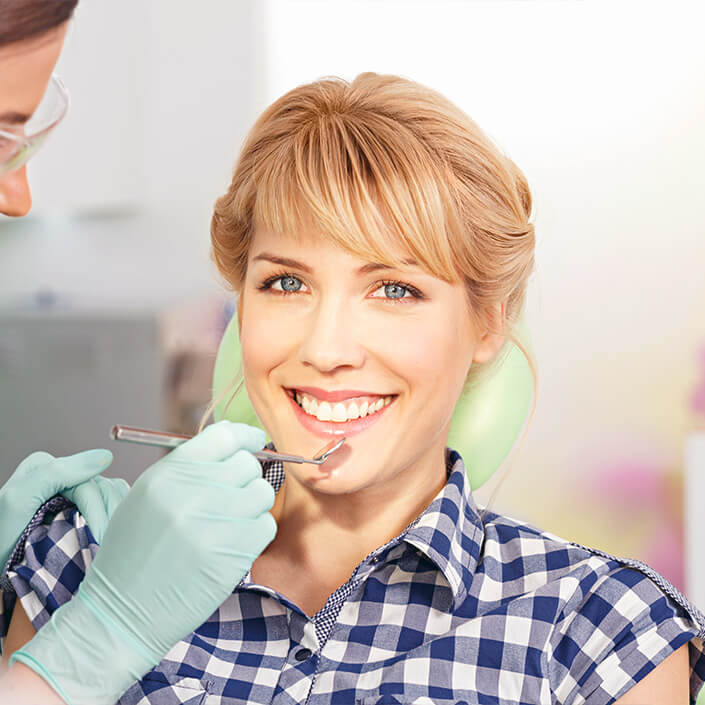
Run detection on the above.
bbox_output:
[2,448,704,704]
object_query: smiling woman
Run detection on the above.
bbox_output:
[2,72,704,704]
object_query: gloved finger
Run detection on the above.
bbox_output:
[14,451,55,476]
[246,512,278,551]
[236,477,276,517]
[223,511,278,571]
[94,475,130,522]
[171,420,266,463]
[61,478,109,543]
[50,449,114,493]
[213,449,264,488]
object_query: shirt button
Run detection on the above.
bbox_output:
[371,556,379,564]
[295,648,312,661]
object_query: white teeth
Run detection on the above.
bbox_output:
[316,400,332,421]
[292,390,394,423]
[331,402,347,422]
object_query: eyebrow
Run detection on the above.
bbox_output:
[0,111,30,126]
[251,252,419,275]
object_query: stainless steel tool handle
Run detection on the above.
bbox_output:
[110,425,307,463]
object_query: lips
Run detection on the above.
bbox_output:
[287,386,392,403]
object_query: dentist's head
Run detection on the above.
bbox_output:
[0,0,76,216]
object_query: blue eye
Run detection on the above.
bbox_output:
[370,280,424,302]
[379,283,407,299]
[257,273,306,295]
[277,275,303,292]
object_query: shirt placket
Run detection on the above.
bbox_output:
[270,550,387,705]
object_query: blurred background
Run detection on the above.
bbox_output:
[1,0,704,610]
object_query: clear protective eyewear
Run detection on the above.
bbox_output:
[0,74,69,175]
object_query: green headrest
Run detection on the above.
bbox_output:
[212,312,534,490]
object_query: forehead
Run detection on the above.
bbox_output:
[0,27,66,123]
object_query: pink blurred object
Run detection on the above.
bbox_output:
[648,521,686,591]
[582,456,686,592]
[590,459,663,505]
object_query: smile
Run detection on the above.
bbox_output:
[284,388,398,438]
[290,390,393,423]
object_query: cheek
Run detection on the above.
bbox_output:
[386,310,473,401]
[240,298,300,379]
[373,317,449,392]
[241,307,274,376]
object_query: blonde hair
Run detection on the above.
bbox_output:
[203,72,537,518]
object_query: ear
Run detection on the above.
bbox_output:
[471,300,507,365]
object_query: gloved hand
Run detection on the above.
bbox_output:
[9,421,277,705]
[0,449,123,572]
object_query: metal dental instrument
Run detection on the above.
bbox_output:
[110,425,346,465]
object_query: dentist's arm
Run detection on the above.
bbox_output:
[1,609,62,703]
[0,451,128,701]
[0,662,63,704]
[0,421,277,705]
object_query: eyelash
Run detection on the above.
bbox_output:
[255,270,425,304]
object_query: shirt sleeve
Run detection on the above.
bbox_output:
[547,545,705,705]
[0,496,97,637]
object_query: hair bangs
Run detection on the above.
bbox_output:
[252,109,461,283]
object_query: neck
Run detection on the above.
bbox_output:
[267,446,448,573]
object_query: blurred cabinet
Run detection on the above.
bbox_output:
[0,311,164,485]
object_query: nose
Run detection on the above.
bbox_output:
[297,296,366,373]
[0,167,33,217]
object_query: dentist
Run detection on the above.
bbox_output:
[0,3,277,703]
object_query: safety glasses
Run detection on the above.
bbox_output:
[0,74,69,175]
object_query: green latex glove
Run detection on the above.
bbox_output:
[60,474,130,544]
[0,449,115,572]
[213,308,535,490]
[10,421,277,705]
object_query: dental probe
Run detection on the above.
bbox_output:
[110,425,346,465]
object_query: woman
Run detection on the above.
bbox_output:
[4,72,705,704]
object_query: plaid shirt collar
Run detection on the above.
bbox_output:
[402,448,485,609]
[254,447,485,612]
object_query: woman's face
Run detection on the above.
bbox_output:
[0,25,67,217]
[239,224,503,498]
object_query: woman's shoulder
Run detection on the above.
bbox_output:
[478,506,704,634]
[475,508,705,702]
